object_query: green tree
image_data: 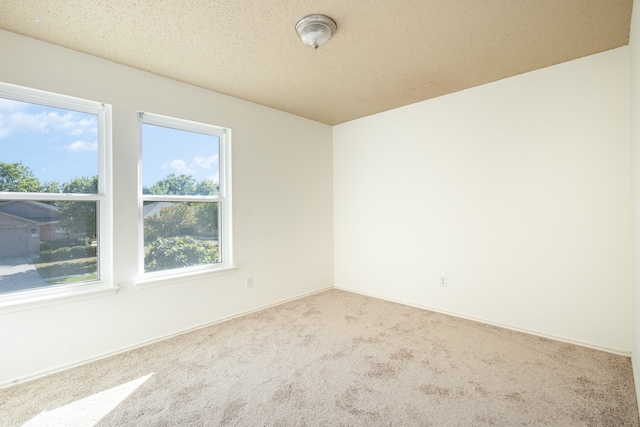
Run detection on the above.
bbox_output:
[143,175,219,239]
[143,174,197,195]
[58,176,99,237]
[144,203,196,241]
[0,161,41,192]
[195,179,219,196]
[62,176,98,194]
[40,181,62,193]
[194,202,218,236]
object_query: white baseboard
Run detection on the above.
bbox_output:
[334,286,631,357]
[1,286,333,389]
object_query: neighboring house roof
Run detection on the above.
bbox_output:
[1,200,177,223]
[0,210,42,225]
[0,200,60,224]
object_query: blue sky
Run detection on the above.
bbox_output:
[141,123,220,188]
[0,98,98,184]
[0,98,220,188]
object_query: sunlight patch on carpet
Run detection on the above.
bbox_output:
[22,373,154,427]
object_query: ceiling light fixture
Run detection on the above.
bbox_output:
[295,14,337,49]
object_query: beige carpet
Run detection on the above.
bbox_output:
[1,289,638,426]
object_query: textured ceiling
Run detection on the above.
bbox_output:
[0,1,634,125]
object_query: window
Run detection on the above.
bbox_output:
[0,82,112,303]
[139,112,232,280]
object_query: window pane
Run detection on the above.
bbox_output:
[0,98,99,193]
[141,123,220,196]
[0,200,98,294]
[143,201,219,273]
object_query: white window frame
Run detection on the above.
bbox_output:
[0,82,115,313]
[136,112,234,287]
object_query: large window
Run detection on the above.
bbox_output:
[0,82,111,300]
[139,112,232,278]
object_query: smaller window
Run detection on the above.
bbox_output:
[139,112,232,279]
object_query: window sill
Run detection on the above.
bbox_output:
[133,265,238,290]
[0,281,119,315]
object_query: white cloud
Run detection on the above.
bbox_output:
[55,115,97,136]
[0,98,27,114]
[194,155,219,169]
[0,110,43,138]
[166,159,194,174]
[66,140,98,151]
[0,100,97,139]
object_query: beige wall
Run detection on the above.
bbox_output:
[630,0,640,411]
[334,47,632,353]
[0,30,334,386]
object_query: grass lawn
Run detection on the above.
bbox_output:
[34,256,97,284]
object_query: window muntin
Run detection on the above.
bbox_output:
[0,83,110,297]
[139,113,231,277]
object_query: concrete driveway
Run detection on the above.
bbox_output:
[0,256,49,294]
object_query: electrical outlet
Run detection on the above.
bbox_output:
[245,277,254,289]
[440,276,448,287]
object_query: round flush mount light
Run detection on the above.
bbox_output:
[295,14,337,49]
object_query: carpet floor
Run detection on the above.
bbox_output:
[1,289,638,426]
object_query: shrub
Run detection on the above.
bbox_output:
[39,249,53,262]
[53,247,71,261]
[70,245,88,258]
[145,236,218,272]
[52,237,72,250]
[86,245,97,257]
[40,241,52,252]
[39,245,95,263]
[74,237,91,246]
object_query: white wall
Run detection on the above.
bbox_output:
[334,47,632,353]
[0,30,333,386]
[630,0,640,411]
